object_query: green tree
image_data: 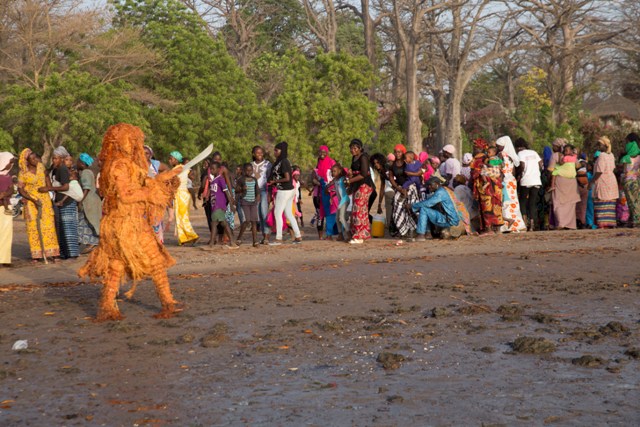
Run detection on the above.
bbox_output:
[0,70,147,161]
[262,51,378,168]
[112,0,262,164]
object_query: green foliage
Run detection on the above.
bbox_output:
[0,70,146,157]
[0,129,14,152]
[112,0,262,164]
[263,51,378,168]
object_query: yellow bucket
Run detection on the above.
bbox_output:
[371,214,385,238]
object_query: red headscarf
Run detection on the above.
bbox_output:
[316,145,335,182]
[394,144,407,154]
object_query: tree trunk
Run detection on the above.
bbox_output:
[405,45,422,153]
[444,89,463,157]
[361,0,376,102]
[433,89,446,151]
[391,46,405,104]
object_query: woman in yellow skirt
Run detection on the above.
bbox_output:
[169,151,198,245]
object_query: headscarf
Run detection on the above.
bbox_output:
[0,152,14,175]
[386,153,395,162]
[316,145,335,182]
[621,141,640,164]
[543,146,553,169]
[394,144,407,154]
[462,153,473,165]
[144,145,154,157]
[53,146,70,158]
[430,157,441,168]
[442,144,455,156]
[418,152,429,163]
[79,153,94,167]
[552,138,567,149]
[473,138,488,151]
[496,135,520,167]
[597,136,611,154]
[169,151,183,163]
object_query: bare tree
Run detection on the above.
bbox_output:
[426,2,531,153]
[302,0,338,53]
[515,0,621,126]
[382,0,451,152]
[181,0,277,70]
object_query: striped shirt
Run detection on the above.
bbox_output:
[243,178,257,203]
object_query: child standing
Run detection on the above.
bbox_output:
[236,163,260,246]
[327,163,351,241]
[208,161,237,249]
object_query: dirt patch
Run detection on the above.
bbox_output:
[624,347,640,359]
[530,312,559,324]
[511,337,556,354]
[377,352,406,370]
[598,322,629,337]
[572,355,605,367]
[497,304,524,321]
[201,323,229,348]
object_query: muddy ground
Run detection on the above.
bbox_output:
[1,204,639,426]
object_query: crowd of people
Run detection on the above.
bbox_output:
[0,131,639,265]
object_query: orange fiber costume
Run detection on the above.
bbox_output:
[79,124,182,321]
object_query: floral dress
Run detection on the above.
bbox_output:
[500,154,527,232]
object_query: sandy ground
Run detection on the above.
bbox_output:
[1,198,639,426]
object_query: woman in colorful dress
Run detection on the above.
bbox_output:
[47,146,79,259]
[77,153,102,252]
[496,136,527,232]
[169,151,199,245]
[547,138,580,230]
[470,138,503,234]
[17,148,60,262]
[316,145,337,239]
[347,139,374,244]
[621,133,640,227]
[388,144,419,240]
[591,136,618,228]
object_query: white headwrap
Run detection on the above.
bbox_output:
[496,136,520,167]
[53,146,70,158]
[0,152,15,176]
[442,144,455,156]
[462,153,473,164]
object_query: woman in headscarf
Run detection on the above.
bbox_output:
[460,153,472,183]
[45,146,79,259]
[316,145,337,239]
[17,149,60,262]
[267,142,301,245]
[388,144,418,240]
[76,153,102,252]
[169,151,199,245]
[621,133,640,227]
[347,139,374,244]
[496,136,526,232]
[591,136,619,228]
[470,138,504,234]
[0,153,16,265]
[547,138,580,229]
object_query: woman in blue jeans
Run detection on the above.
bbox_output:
[251,146,272,244]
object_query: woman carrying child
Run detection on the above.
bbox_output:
[592,136,619,228]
